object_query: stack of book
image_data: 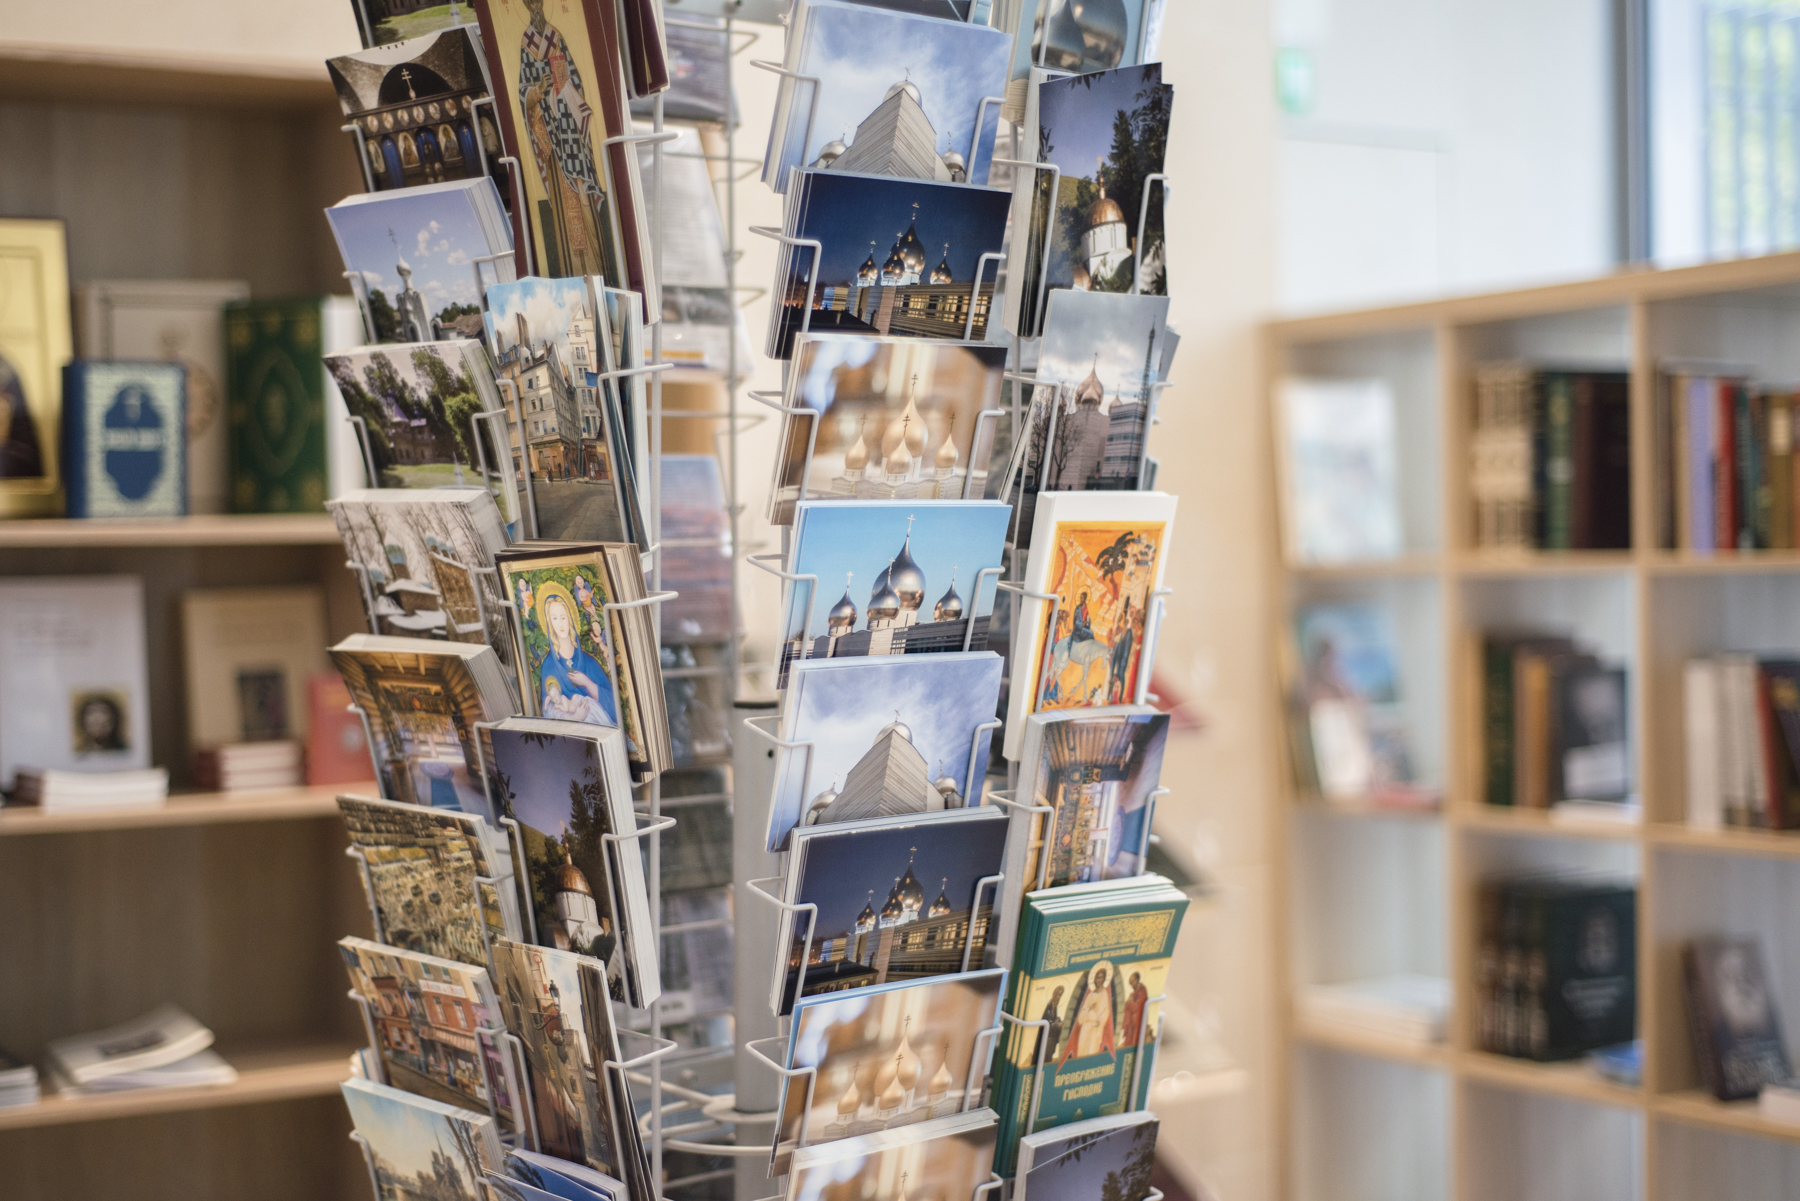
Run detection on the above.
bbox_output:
[1469,362,1631,551]
[0,1049,39,1109]
[1655,367,1800,552]
[1682,654,1800,829]
[1480,632,1633,814]
[1476,878,1636,1061]
[1295,974,1450,1046]
[11,768,168,811]
[192,742,303,792]
[45,1005,236,1096]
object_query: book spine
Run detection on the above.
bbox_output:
[1544,373,1574,550]
[1515,654,1553,810]
[1684,946,1726,1100]
[1755,663,1783,829]
[1684,658,1723,829]
[1769,392,1794,550]
[1736,383,1763,549]
[1530,373,1550,548]
[1570,373,1597,549]
[1483,640,1516,807]
[1656,370,1676,549]
[1688,376,1714,553]
[60,363,87,519]
[1473,368,1496,547]
[1716,379,1737,552]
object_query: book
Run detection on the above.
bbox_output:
[340,1076,506,1200]
[327,26,513,204]
[73,279,250,514]
[46,1004,213,1085]
[324,339,525,530]
[329,634,520,814]
[1016,1112,1159,1201]
[1471,365,1630,550]
[338,935,522,1130]
[767,335,1007,525]
[1294,974,1450,1045]
[1682,655,1800,829]
[326,179,516,344]
[0,217,71,518]
[1684,938,1791,1101]
[1552,662,1630,803]
[1005,491,1177,760]
[181,587,330,754]
[1477,878,1636,1060]
[482,717,659,1007]
[1278,377,1402,564]
[10,768,168,810]
[50,1047,237,1094]
[1471,362,1533,548]
[761,0,1011,193]
[990,873,1188,1173]
[1684,658,1724,828]
[308,672,379,786]
[338,793,519,965]
[192,742,303,792]
[767,170,1010,360]
[766,651,1003,850]
[223,295,367,513]
[771,807,1009,1015]
[784,1108,999,1201]
[0,1046,40,1109]
[1293,603,1418,801]
[0,575,150,788]
[770,968,1006,1174]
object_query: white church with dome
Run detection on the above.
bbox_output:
[811,77,969,184]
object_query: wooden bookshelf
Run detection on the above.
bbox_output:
[0,786,351,837]
[1267,251,1800,1201]
[0,515,341,549]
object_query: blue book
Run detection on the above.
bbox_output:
[61,360,186,519]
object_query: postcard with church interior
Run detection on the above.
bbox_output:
[785,1107,998,1201]
[765,649,1002,850]
[767,172,1011,360]
[768,334,1005,524]
[1004,491,1177,759]
[778,500,1008,687]
[773,805,1007,1014]
[764,0,1011,193]
[771,967,1005,1175]
[482,717,659,1008]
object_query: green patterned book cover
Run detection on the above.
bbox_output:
[990,875,1188,1175]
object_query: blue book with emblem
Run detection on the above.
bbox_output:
[61,360,187,518]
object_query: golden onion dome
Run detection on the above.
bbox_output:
[895,1032,921,1089]
[556,860,591,896]
[884,438,912,477]
[1089,192,1126,227]
[929,1046,954,1094]
[1075,358,1105,405]
[934,428,959,470]
[836,1072,862,1115]
[844,419,871,470]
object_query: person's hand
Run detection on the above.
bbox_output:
[568,671,599,698]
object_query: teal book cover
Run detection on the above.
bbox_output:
[61,359,187,518]
[990,877,1188,1175]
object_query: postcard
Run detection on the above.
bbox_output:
[766,0,1011,192]
[328,179,515,343]
[338,935,522,1129]
[338,793,515,966]
[1003,492,1177,759]
[505,1148,625,1200]
[767,650,1003,850]
[328,26,511,201]
[1016,1113,1159,1201]
[786,1108,998,1201]
[1004,0,1165,88]
[330,635,517,814]
[493,548,627,728]
[1007,290,1171,547]
[0,218,71,517]
[325,339,521,526]
[774,807,1009,1014]
[768,171,1011,360]
[484,717,658,1007]
[1004,64,1171,335]
[341,1076,505,1201]
[768,335,1006,524]
[772,968,1006,1175]
[351,0,482,48]
[779,501,1009,687]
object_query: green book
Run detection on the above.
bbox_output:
[1543,372,1575,550]
[990,874,1188,1176]
[225,296,364,512]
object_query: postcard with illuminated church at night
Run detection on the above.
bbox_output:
[771,805,1009,1014]
[777,500,1009,687]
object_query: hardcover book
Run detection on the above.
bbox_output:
[74,279,250,514]
[483,717,658,1007]
[340,1076,505,1201]
[1293,602,1418,801]
[767,335,1006,525]
[60,360,187,519]
[990,873,1188,1174]
[771,968,1006,1175]
[224,295,367,513]
[329,634,520,814]
[0,217,71,518]
[1278,376,1402,564]
[337,792,519,966]
[784,1107,998,1201]
[1684,938,1791,1101]
[766,650,1003,850]
[181,587,330,752]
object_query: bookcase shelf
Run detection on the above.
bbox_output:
[0,786,348,837]
[0,514,341,549]
[1268,250,1800,1201]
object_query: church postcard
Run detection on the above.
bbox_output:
[785,1107,998,1201]
[772,805,1008,1015]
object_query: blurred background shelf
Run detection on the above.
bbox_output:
[0,515,341,549]
[0,786,347,836]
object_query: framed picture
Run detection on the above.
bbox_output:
[0,218,72,517]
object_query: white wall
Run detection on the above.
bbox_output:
[1276,0,1618,313]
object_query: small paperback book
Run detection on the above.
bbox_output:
[340,1076,505,1201]
[338,793,519,967]
[44,1004,233,1094]
[60,360,187,519]
[338,935,522,1131]
[1016,1112,1159,1201]
[766,650,1003,850]
[772,806,1009,1015]
[483,717,659,1007]
[771,967,1006,1175]
[785,1108,998,1201]
[329,634,518,815]
[1684,937,1791,1101]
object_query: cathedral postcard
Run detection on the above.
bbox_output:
[772,805,1009,1015]
[785,1108,998,1201]
[771,967,1006,1176]
[765,649,1003,850]
[779,500,1010,687]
